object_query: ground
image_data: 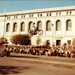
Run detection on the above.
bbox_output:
[0,55,75,75]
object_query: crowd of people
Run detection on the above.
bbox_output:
[1,42,74,58]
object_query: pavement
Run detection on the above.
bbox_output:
[0,54,75,75]
[10,53,75,68]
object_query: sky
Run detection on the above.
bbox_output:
[0,0,75,13]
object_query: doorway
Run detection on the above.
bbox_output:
[56,40,61,46]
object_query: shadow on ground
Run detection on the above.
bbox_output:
[10,55,39,59]
[0,65,30,75]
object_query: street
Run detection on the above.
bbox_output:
[0,56,75,75]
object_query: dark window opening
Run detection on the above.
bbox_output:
[13,23,17,32]
[6,23,10,32]
[67,40,71,45]
[20,39,31,45]
[56,40,61,46]
[20,22,25,32]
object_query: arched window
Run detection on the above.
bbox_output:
[56,20,61,31]
[28,21,33,32]
[46,20,51,31]
[66,19,72,31]
[6,23,10,32]
[37,21,42,31]
[13,22,17,32]
[20,22,25,32]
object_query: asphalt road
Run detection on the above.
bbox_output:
[0,57,75,75]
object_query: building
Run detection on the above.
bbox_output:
[0,6,75,46]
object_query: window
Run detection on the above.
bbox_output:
[46,20,51,31]
[38,13,42,17]
[40,13,42,16]
[13,22,17,32]
[59,12,61,16]
[56,40,61,45]
[56,12,58,16]
[67,40,71,45]
[66,11,68,15]
[66,11,72,15]
[29,14,33,18]
[47,12,51,16]
[6,23,10,32]
[21,15,25,18]
[70,11,72,15]
[56,12,61,16]
[28,21,33,32]
[37,21,42,31]
[14,15,18,19]
[56,20,61,31]
[6,16,10,20]
[20,22,25,32]
[66,19,72,31]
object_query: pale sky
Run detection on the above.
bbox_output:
[0,0,75,13]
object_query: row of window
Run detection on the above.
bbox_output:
[6,11,72,20]
[53,40,71,45]
[6,22,25,32]
[6,19,72,32]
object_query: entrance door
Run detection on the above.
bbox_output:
[56,40,61,46]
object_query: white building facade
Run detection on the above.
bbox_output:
[0,6,75,46]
